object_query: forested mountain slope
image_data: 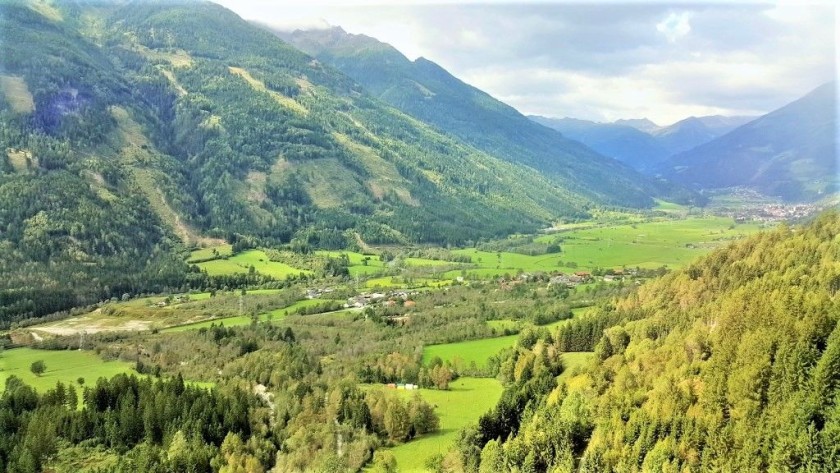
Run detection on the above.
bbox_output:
[459,211,840,471]
[280,27,693,207]
[659,82,837,201]
[0,1,636,324]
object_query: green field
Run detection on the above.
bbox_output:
[430,308,592,368]
[162,299,336,332]
[317,250,386,277]
[364,276,450,289]
[187,243,233,262]
[403,257,460,267]
[422,335,517,369]
[486,319,519,333]
[0,348,136,393]
[447,216,762,278]
[382,377,504,471]
[196,249,311,278]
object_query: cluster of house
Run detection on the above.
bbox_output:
[497,269,634,289]
[385,383,419,390]
[305,287,336,299]
[152,294,192,308]
[345,290,418,309]
[732,203,820,223]
[548,271,593,286]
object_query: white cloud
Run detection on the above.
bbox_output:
[215,1,837,124]
[656,11,692,43]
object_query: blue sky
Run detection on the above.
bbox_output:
[217,1,836,125]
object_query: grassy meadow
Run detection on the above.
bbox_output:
[427,307,593,368]
[161,299,338,332]
[0,348,135,393]
[381,377,504,471]
[196,249,311,278]
[187,243,233,262]
[317,250,386,277]
[441,216,762,279]
[422,335,517,369]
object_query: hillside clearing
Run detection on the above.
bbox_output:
[376,377,504,471]
[0,74,35,113]
[0,348,135,393]
[196,249,311,278]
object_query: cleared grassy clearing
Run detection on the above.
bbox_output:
[558,352,595,381]
[187,243,233,262]
[422,335,517,369]
[0,74,35,113]
[197,249,311,278]
[161,299,338,332]
[0,348,135,393]
[381,377,504,471]
[430,308,591,368]
[485,311,588,333]
[364,276,451,290]
[486,319,519,332]
[403,257,459,267]
[317,250,386,277]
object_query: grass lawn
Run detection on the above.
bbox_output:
[0,348,135,393]
[422,335,517,369]
[403,257,461,267]
[197,249,311,278]
[382,377,504,471]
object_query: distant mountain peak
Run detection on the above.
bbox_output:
[614,118,662,134]
[658,82,837,201]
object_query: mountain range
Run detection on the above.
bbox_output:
[0,1,679,320]
[530,114,755,172]
[277,26,688,207]
[659,82,837,201]
[532,83,836,202]
[0,1,834,322]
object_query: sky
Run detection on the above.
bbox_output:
[216,0,837,125]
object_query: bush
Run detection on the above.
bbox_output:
[30,360,46,376]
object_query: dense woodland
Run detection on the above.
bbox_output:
[3,262,630,471]
[451,211,840,472]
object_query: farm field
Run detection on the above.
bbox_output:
[380,377,504,471]
[161,299,339,332]
[430,307,592,368]
[444,216,762,278]
[0,348,135,393]
[316,250,386,277]
[196,249,311,278]
[25,290,306,337]
[422,335,517,369]
[186,243,233,262]
[486,319,518,333]
[364,276,450,289]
